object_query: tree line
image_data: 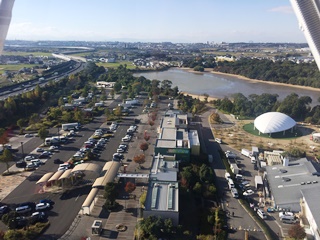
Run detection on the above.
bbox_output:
[214,58,320,88]
[213,92,320,123]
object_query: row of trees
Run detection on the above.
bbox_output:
[214,58,320,88]
[213,92,320,123]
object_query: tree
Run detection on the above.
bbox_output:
[125,182,136,195]
[38,127,49,142]
[203,93,209,103]
[0,129,9,146]
[104,182,118,206]
[113,82,122,93]
[288,224,306,240]
[140,142,149,152]
[133,154,145,168]
[16,119,25,134]
[110,89,115,99]
[148,120,154,127]
[0,149,13,173]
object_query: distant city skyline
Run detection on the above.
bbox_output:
[6,0,307,43]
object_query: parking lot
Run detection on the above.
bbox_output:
[0,94,163,237]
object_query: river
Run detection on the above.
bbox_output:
[134,68,320,106]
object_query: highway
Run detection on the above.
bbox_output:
[0,61,85,100]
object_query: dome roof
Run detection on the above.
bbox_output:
[254,112,296,134]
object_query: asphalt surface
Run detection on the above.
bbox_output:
[0,95,147,238]
[195,109,268,240]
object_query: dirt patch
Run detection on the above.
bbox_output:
[212,118,320,159]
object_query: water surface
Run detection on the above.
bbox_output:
[134,68,320,106]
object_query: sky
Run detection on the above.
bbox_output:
[6,0,306,43]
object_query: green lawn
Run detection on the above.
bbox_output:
[97,61,136,69]
[243,123,302,139]
[0,64,39,72]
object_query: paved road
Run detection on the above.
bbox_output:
[196,108,267,240]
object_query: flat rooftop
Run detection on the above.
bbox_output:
[156,139,176,148]
[145,181,179,212]
[150,154,178,182]
[266,158,319,211]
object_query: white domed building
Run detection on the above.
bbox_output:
[254,112,296,136]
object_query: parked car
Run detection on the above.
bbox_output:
[119,144,128,150]
[122,135,131,142]
[30,212,46,224]
[117,148,125,153]
[24,155,35,161]
[243,189,254,196]
[24,134,33,138]
[39,199,55,206]
[35,203,51,211]
[53,158,63,164]
[25,163,37,171]
[113,153,124,160]
[16,160,26,168]
[36,148,44,153]
[0,205,10,215]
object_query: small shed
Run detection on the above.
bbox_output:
[91,220,103,235]
[255,175,263,190]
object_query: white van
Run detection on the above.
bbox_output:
[231,188,239,198]
[281,216,296,224]
[228,178,235,189]
[257,209,267,219]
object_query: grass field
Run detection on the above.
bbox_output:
[97,61,136,69]
[0,64,39,73]
[2,51,52,57]
[243,123,302,139]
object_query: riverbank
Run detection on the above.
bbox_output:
[180,91,218,102]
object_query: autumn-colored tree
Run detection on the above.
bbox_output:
[288,224,306,240]
[144,135,150,142]
[0,129,9,145]
[150,112,157,121]
[125,182,136,195]
[133,154,145,167]
[140,142,149,152]
[148,120,154,127]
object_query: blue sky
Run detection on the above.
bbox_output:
[7,0,306,43]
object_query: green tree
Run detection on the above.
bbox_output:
[110,89,115,99]
[113,82,122,93]
[38,127,49,142]
[16,119,25,134]
[0,149,13,173]
[104,182,118,206]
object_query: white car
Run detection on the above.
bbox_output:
[35,203,50,211]
[36,148,44,153]
[24,155,35,161]
[122,135,132,142]
[58,166,68,171]
[49,146,59,151]
[243,189,254,196]
[117,148,125,153]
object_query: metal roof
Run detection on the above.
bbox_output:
[301,186,320,231]
[71,163,102,174]
[266,158,319,211]
[82,188,99,207]
[254,112,296,134]
[59,169,73,180]
[36,172,55,184]
[48,171,64,182]
[145,181,179,212]
[92,162,121,188]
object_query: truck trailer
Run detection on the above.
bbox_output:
[61,122,80,131]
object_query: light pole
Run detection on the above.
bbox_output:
[20,142,24,161]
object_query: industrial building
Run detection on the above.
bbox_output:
[265,158,319,212]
